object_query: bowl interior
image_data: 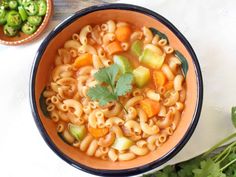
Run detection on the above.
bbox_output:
[33,8,199,171]
[0,0,53,46]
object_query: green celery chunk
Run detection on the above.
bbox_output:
[131,40,143,56]
[113,55,133,73]
[139,48,165,69]
[68,123,86,141]
[133,66,150,87]
[112,137,133,151]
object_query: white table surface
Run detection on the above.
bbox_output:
[0,0,236,176]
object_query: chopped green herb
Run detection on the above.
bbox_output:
[87,85,117,106]
[115,73,133,96]
[87,64,134,111]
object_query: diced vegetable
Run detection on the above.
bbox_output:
[112,137,133,151]
[153,70,166,88]
[133,66,150,87]
[0,0,47,37]
[88,125,109,138]
[3,23,18,36]
[131,40,143,56]
[7,10,22,28]
[139,48,165,69]
[115,26,132,42]
[18,6,27,21]
[28,15,42,26]
[113,55,133,73]
[68,123,86,141]
[62,130,75,144]
[73,53,93,69]
[23,1,38,16]
[37,0,47,16]
[21,22,36,34]
[140,99,160,118]
[106,41,123,55]
[0,8,7,25]
[17,0,31,5]
[9,1,18,10]
[1,0,9,9]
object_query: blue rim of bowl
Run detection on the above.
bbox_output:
[29,3,203,177]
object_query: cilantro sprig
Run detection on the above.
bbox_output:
[143,107,236,177]
[87,64,133,112]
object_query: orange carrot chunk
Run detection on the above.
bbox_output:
[106,41,123,55]
[115,26,132,42]
[73,53,93,69]
[88,125,109,138]
[140,99,160,118]
[153,71,167,89]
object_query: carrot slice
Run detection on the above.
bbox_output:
[88,125,109,138]
[115,26,132,42]
[106,41,123,55]
[153,71,167,88]
[140,99,160,118]
[73,53,93,68]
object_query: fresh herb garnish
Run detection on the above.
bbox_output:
[87,64,133,112]
[143,107,236,177]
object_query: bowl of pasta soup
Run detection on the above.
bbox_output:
[30,3,203,176]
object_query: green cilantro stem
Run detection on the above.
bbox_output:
[117,99,128,114]
[214,147,232,164]
[220,158,236,171]
[213,141,236,163]
[203,132,236,157]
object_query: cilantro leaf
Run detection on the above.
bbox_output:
[115,73,133,96]
[87,64,133,109]
[177,157,202,177]
[94,64,119,87]
[87,85,117,106]
[193,159,226,177]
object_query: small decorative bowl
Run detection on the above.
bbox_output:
[29,3,203,176]
[0,0,53,46]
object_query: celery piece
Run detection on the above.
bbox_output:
[112,137,133,151]
[131,40,143,56]
[68,123,86,141]
[133,66,150,87]
[113,55,133,73]
[139,48,165,69]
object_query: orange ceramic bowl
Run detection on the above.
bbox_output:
[29,4,203,176]
[0,0,53,46]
